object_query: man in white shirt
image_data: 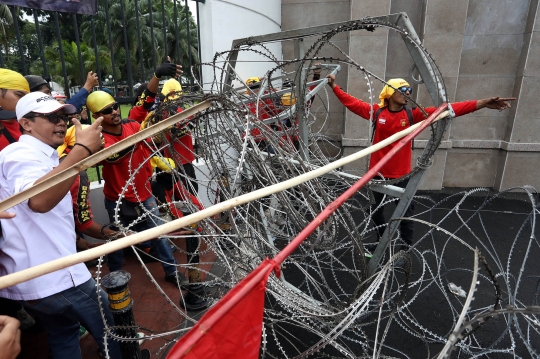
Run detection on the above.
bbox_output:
[0,92,121,359]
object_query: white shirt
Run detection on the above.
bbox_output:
[0,135,90,300]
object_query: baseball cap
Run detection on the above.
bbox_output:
[16,92,76,121]
[0,106,16,120]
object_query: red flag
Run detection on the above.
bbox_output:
[168,259,278,359]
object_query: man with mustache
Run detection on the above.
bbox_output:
[86,91,187,287]
[0,91,121,358]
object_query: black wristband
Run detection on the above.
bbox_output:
[99,224,107,237]
[74,142,93,156]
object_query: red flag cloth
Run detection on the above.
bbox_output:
[167,259,278,359]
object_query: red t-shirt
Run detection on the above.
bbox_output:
[333,85,478,178]
[101,120,153,202]
[244,96,279,141]
[165,129,195,165]
[0,120,21,151]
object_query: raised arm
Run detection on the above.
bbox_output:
[29,118,104,213]
[326,74,375,119]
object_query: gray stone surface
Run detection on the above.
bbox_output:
[351,0,391,19]
[416,150,447,190]
[443,149,499,188]
[464,0,529,36]
[424,0,469,35]
[495,151,540,190]
[449,115,508,141]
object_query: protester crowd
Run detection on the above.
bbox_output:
[0,60,198,359]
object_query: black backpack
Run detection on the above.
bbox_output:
[371,106,415,149]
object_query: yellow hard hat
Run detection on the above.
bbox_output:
[246,77,260,86]
[281,93,296,106]
[57,124,90,158]
[86,90,115,113]
[161,78,183,101]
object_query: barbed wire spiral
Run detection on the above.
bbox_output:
[94,17,540,359]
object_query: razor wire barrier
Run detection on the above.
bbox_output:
[1,13,539,359]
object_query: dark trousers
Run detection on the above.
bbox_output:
[371,178,415,247]
[0,297,22,317]
[152,163,198,204]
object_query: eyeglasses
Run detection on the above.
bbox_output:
[98,102,120,115]
[26,112,70,124]
[397,86,413,95]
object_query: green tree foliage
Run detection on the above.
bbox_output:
[40,40,116,86]
[1,0,198,91]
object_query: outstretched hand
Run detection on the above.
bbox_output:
[478,97,516,111]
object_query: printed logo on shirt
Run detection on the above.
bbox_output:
[378,118,386,124]
[401,119,408,127]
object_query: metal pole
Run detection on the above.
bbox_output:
[173,0,180,64]
[33,10,48,78]
[161,0,168,58]
[148,0,157,71]
[53,12,70,98]
[180,235,209,311]
[185,0,193,89]
[366,170,426,276]
[196,1,202,86]
[72,14,86,87]
[103,0,119,96]
[294,39,308,161]
[11,6,27,75]
[90,16,103,88]
[134,0,145,81]
[119,0,134,96]
[101,271,150,359]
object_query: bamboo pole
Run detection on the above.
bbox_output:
[0,100,211,213]
[0,110,449,290]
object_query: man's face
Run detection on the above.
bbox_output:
[0,89,28,111]
[21,110,69,148]
[96,103,121,127]
[390,88,410,107]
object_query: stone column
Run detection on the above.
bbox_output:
[494,0,540,190]
[415,0,470,189]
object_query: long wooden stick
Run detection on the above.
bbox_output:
[0,100,211,213]
[0,110,449,290]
